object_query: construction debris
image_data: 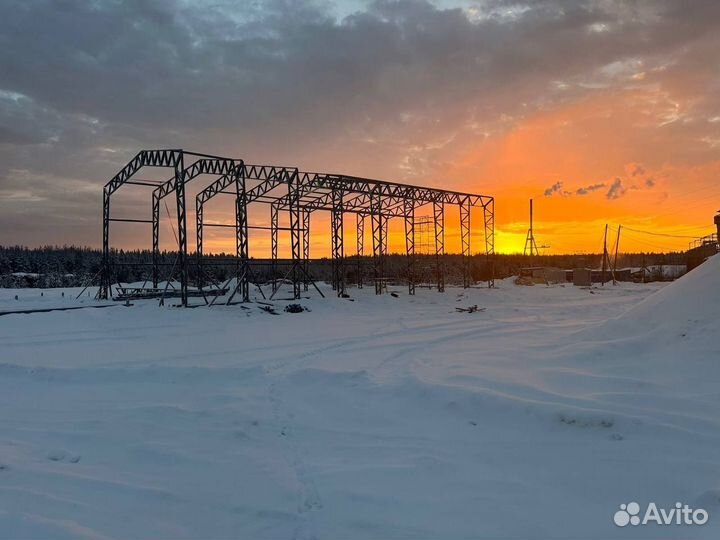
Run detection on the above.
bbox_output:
[455,305,485,313]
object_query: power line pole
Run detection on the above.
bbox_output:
[612,225,621,285]
[601,224,608,286]
[523,198,539,257]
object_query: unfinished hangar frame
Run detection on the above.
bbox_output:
[100,149,495,306]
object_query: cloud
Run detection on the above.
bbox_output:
[626,163,646,177]
[543,163,658,200]
[544,181,569,197]
[544,181,607,197]
[606,177,626,200]
[575,183,607,195]
[0,0,718,246]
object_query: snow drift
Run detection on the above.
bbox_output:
[0,262,718,539]
[602,253,719,335]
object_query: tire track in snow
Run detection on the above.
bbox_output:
[267,378,323,540]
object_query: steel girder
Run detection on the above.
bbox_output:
[278,172,494,208]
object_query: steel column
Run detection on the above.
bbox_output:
[356,214,364,289]
[371,194,384,294]
[483,198,495,288]
[382,216,389,255]
[152,193,160,288]
[302,210,310,292]
[288,172,302,299]
[174,154,188,306]
[100,188,111,299]
[433,201,445,293]
[460,198,471,288]
[331,189,345,295]
[404,200,416,295]
[196,198,204,288]
[235,168,250,302]
[271,203,279,293]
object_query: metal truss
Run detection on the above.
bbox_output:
[152,158,241,287]
[101,149,495,305]
[101,149,232,305]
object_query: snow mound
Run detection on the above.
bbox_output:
[596,253,719,338]
[624,253,719,322]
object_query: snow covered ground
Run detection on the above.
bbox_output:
[1,257,719,539]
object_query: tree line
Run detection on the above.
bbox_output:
[0,245,687,289]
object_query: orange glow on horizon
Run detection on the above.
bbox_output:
[144,90,719,257]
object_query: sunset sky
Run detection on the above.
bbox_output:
[1,0,719,255]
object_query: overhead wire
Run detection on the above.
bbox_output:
[164,201,179,246]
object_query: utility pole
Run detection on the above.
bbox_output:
[601,224,608,286]
[523,199,539,257]
[612,225,621,285]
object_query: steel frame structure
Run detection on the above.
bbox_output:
[101,149,495,306]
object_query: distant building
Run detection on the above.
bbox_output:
[687,212,720,271]
[573,268,592,286]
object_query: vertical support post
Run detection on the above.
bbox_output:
[483,198,495,288]
[270,203,279,293]
[356,214,364,289]
[460,198,471,288]
[404,200,416,295]
[174,153,188,306]
[152,192,160,288]
[196,196,203,288]
[288,171,302,299]
[601,223,608,286]
[235,167,250,302]
[100,187,111,299]
[382,217,389,255]
[331,189,345,296]
[433,201,445,292]
[303,210,310,292]
[612,225,621,286]
[371,193,384,294]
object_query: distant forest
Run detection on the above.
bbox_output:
[0,245,688,289]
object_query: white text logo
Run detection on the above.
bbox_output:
[614,502,709,527]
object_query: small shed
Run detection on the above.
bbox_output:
[573,268,592,286]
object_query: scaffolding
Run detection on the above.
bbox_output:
[99,149,495,306]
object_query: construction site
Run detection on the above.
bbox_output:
[98,149,496,307]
